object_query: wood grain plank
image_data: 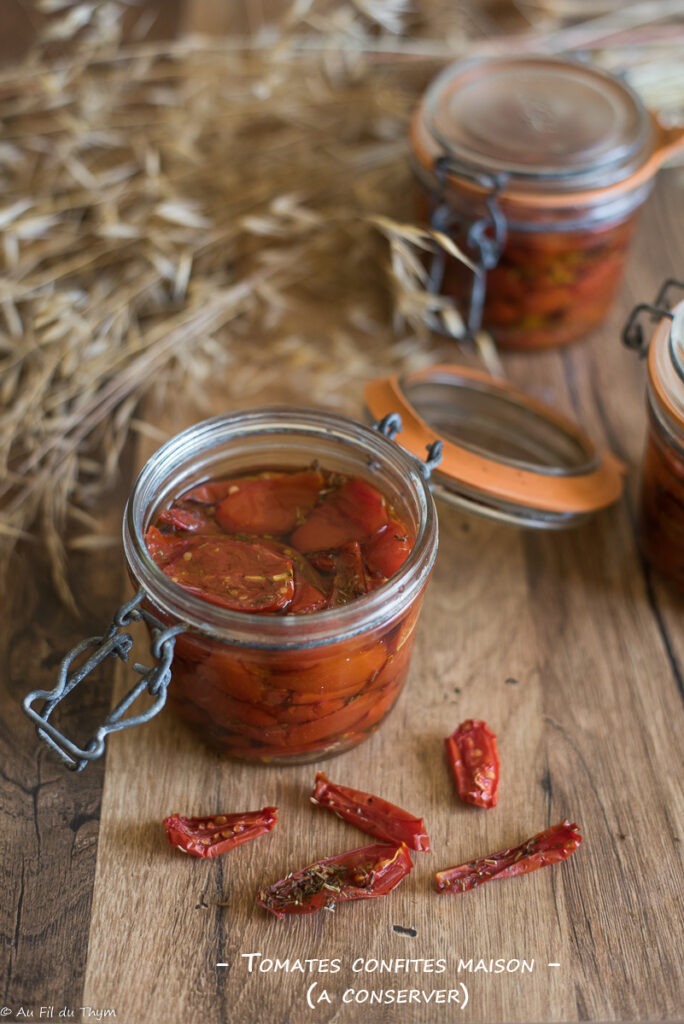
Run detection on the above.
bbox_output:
[80,166,684,1023]
[0,484,130,1009]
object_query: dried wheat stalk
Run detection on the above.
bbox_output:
[1,0,682,606]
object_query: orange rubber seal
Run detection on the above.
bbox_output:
[365,365,624,516]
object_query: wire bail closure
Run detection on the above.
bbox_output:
[428,156,508,338]
[373,413,443,479]
[22,591,183,771]
[622,278,684,354]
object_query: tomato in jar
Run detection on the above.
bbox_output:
[410,56,684,350]
[628,295,684,590]
[639,408,684,589]
[433,211,638,350]
[144,465,424,762]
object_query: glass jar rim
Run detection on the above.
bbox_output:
[123,407,439,650]
[648,301,684,427]
[409,55,684,212]
[415,55,652,195]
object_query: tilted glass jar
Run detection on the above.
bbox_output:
[411,56,684,350]
[26,408,438,767]
[626,288,684,588]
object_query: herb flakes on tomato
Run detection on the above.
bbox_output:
[434,820,583,893]
[257,842,413,918]
[158,537,296,611]
[290,477,388,553]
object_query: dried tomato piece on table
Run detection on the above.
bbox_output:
[445,718,500,809]
[434,820,583,893]
[163,807,278,859]
[311,771,431,852]
[257,842,413,918]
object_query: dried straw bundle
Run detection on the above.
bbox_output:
[1,0,682,606]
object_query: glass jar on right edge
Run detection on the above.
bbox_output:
[410,56,684,350]
[636,299,684,590]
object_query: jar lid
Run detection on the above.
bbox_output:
[648,300,684,425]
[412,55,656,202]
[364,365,624,528]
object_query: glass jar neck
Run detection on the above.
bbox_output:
[122,408,438,650]
[648,302,684,433]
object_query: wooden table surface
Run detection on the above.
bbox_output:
[2,69,684,1024]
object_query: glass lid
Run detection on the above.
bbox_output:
[364,365,624,529]
[419,55,653,193]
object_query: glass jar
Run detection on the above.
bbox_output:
[411,56,684,350]
[627,292,684,588]
[27,408,438,767]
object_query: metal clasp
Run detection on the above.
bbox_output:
[622,278,684,354]
[373,413,443,479]
[23,591,183,771]
[428,156,508,338]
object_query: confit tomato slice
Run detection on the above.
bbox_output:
[157,537,295,612]
[288,575,329,613]
[182,480,235,505]
[215,470,324,536]
[253,538,330,614]
[144,525,194,567]
[156,505,222,534]
[329,542,369,606]
[290,477,388,553]
[363,520,413,579]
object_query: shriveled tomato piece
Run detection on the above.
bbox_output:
[290,478,388,553]
[252,537,330,613]
[163,537,295,612]
[144,525,194,567]
[258,842,412,918]
[289,576,329,613]
[363,520,413,579]
[156,505,221,534]
[309,551,336,573]
[164,807,277,858]
[215,470,324,536]
[330,542,369,606]
[182,480,235,505]
[311,772,431,852]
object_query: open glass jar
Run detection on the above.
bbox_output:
[25,379,626,769]
[25,408,438,767]
[411,56,684,350]
[624,282,684,589]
